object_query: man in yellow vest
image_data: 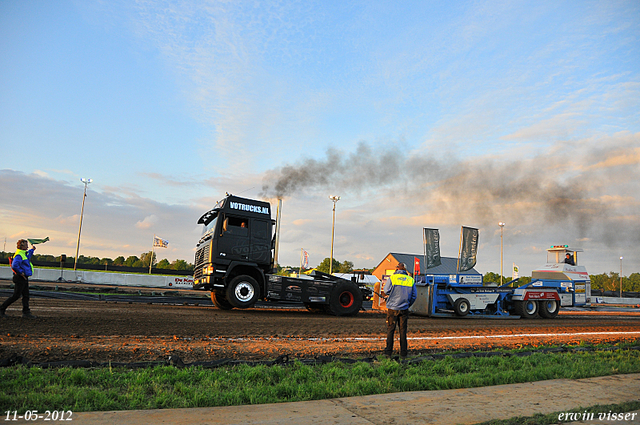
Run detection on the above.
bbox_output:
[1,239,37,318]
[382,262,416,359]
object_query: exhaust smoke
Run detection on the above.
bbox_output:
[260,137,640,245]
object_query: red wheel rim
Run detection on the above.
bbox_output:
[339,291,354,308]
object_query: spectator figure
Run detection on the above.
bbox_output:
[564,253,575,266]
[382,262,417,359]
[1,239,37,318]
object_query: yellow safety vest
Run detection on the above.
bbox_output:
[14,249,34,275]
[390,273,414,287]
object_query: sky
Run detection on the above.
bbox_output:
[1,0,639,277]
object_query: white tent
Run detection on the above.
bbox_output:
[333,272,380,288]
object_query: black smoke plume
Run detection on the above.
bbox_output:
[261,138,640,244]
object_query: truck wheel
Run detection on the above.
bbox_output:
[211,291,234,310]
[304,302,326,313]
[328,282,362,316]
[539,300,559,319]
[226,275,260,309]
[515,300,538,319]
[453,298,470,316]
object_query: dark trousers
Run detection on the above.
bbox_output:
[1,275,30,313]
[385,308,409,357]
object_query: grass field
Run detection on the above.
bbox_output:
[1,343,639,415]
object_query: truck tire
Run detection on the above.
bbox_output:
[328,282,362,316]
[304,302,326,313]
[226,275,260,309]
[514,300,538,319]
[539,299,559,319]
[211,291,234,310]
[453,298,470,316]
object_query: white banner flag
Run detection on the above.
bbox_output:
[153,236,169,248]
[512,263,519,280]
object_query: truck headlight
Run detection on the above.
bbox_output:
[204,265,214,275]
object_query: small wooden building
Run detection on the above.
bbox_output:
[372,252,482,281]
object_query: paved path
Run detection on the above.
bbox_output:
[51,373,639,425]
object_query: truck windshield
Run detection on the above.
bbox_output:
[547,250,564,263]
[202,216,218,238]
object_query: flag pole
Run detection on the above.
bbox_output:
[456,226,463,274]
[149,234,155,274]
[422,228,427,275]
[300,248,303,277]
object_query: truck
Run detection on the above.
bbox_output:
[192,194,372,316]
[412,245,591,318]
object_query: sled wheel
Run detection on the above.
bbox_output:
[454,298,470,316]
[515,299,538,319]
[539,299,559,319]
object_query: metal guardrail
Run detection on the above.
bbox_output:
[595,297,640,305]
[0,265,193,289]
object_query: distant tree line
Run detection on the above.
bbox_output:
[275,259,640,292]
[276,257,367,276]
[482,272,532,286]
[0,250,193,272]
[315,257,355,274]
[4,248,637,290]
[589,272,640,292]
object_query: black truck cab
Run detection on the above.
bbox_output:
[193,194,371,315]
[193,195,274,307]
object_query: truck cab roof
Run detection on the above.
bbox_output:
[197,194,272,225]
[546,245,582,264]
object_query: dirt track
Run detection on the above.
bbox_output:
[2,292,640,363]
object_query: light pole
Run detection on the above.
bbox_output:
[498,222,505,286]
[74,178,92,270]
[329,196,340,275]
[620,256,623,298]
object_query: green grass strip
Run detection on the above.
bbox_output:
[477,401,640,425]
[1,347,639,413]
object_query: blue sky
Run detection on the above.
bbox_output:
[1,0,639,276]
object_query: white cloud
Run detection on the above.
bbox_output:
[135,215,159,229]
[0,170,201,262]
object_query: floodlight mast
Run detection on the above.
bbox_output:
[620,256,624,297]
[329,196,340,275]
[498,222,505,286]
[74,178,92,271]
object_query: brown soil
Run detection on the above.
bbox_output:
[2,295,640,364]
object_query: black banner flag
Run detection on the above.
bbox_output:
[458,226,479,272]
[423,228,442,269]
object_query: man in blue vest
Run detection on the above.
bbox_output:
[1,239,37,318]
[382,262,417,359]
